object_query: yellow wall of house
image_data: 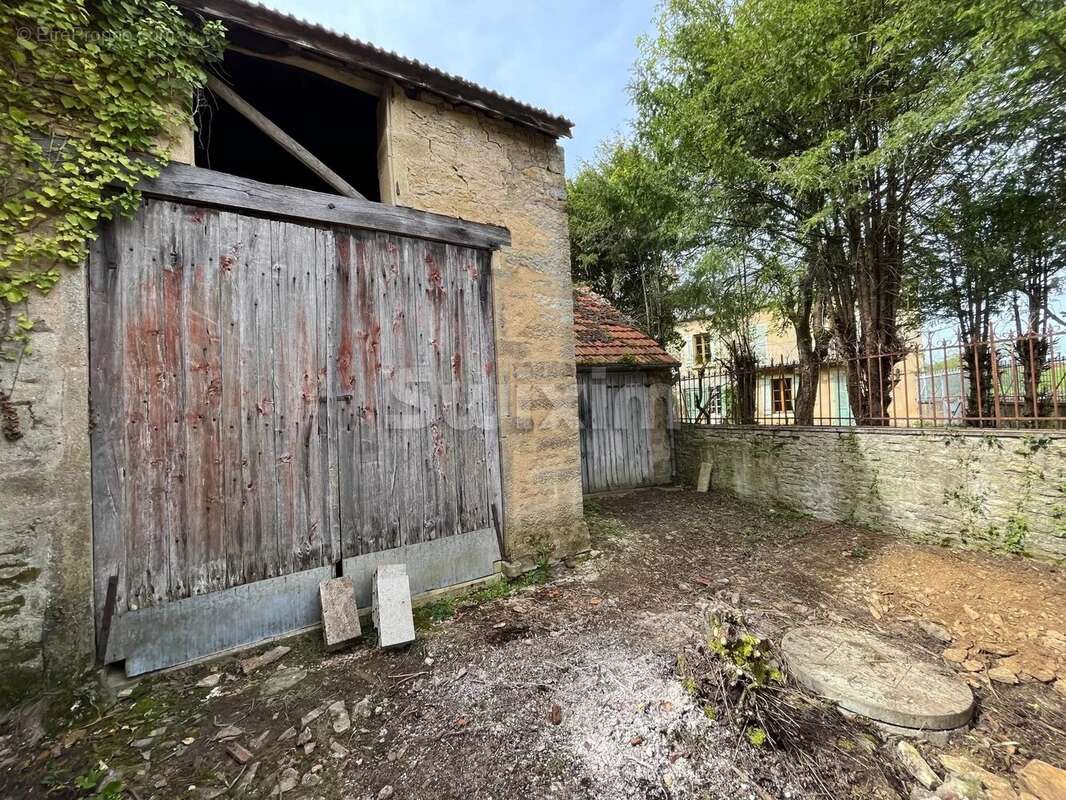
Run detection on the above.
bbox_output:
[673,316,923,425]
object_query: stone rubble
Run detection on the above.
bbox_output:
[897,741,940,790]
[1018,760,1066,800]
[240,645,292,675]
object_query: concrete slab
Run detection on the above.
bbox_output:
[319,577,362,651]
[697,462,712,493]
[372,564,415,648]
[781,624,974,731]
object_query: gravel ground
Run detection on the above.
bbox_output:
[2,488,1063,800]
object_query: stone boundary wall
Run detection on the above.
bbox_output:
[676,424,1066,559]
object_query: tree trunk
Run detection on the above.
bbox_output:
[960,341,995,425]
[790,263,831,426]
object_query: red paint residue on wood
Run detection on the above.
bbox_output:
[466,263,479,280]
[365,322,381,374]
[425,254,445,301]
[451,352,462,379]
[484,360,495,377]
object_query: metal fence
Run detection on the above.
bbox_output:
[674,330,1066,429]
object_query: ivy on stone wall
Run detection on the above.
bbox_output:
[0,0,224,379]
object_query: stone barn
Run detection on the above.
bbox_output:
[573,289,678,493]
[0,0,589,693]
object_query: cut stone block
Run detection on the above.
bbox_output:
[372,564,415,648]
[696,462,712,493]
[782,624,974,732]
[319,577,362,650]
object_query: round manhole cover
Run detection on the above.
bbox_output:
[781,625,974,731]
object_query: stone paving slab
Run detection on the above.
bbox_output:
[319,577,362,650]
[781,624,975,731]
[372,564,415,648]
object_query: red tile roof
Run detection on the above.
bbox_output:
[573,288,679,368]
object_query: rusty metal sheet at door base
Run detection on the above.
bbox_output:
[106,566,335,676]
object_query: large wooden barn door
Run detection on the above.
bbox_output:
[578,370,654,493]
[89,197,502,674]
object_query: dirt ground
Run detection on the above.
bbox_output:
[2,488,1064,800]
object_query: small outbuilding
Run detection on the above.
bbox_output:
[573,289,679,493]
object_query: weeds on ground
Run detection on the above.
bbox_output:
[680,607,907,798]
[413,553,553,628]
[583,498,627,544]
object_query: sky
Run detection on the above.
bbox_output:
[265,0,658,176]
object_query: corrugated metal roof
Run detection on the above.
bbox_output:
[177,0,574,138]
[573,288,680,368]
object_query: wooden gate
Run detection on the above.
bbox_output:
[577,370,654,493]
[89,166,507,673]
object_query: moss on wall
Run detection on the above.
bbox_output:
[677,425,1066,559]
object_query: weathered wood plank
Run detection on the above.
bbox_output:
[475,254,504,541]
[316,227,342,565]
[217,210,246,587]
[270,220,330,573]
[391,235,426,546]
[238,214,279,583]
[373,233,413,548]
[89,216,129,628]
[137,163,511,251]
[181,204,226,596]
[448,244,487,532]
[122,202,164,610]
[332,231,361,558]
[577,373,590,493]
[157,203,189,601]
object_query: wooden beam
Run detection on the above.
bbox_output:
[135,163,511,250]
[205,75,365,200]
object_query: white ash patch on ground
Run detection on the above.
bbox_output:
[411,626,745,798]
[550,643,703,796]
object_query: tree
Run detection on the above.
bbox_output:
[567,141,688,346]
[915,181,1016,422]
[674,246,769,423]
[635,0,1066,425]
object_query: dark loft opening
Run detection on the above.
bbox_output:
[195,49,381,201]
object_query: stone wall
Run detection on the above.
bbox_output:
[648,370,675,486]
[0,271,93,704]
[676,425,1066,559]
[382,84,589,564]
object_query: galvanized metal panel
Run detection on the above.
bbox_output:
[108,565,334,676]
[341,527,500,609]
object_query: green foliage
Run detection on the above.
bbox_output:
[0,0,224,361]
[567,141,688,347]
[73,762,123,798]
[413,554,553,628]
[707,616,785,688]
[582,0,1065,425]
